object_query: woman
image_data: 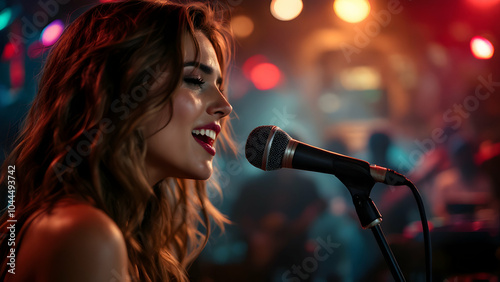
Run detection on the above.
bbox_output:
[0,0,235,281]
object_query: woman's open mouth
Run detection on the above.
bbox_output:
[192,129,216,156]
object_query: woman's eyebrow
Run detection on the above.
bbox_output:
[183,61,214,75]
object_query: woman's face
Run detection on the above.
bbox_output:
[144,31,232,185]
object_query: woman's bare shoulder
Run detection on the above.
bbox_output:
[33,198,121,239]
[14,198,129,282]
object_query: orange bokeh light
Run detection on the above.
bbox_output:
[333,0,371,23]
[270,0,303,21]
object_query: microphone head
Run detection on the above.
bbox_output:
[245,125,291,171]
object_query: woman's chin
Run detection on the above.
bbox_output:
[183,166,213,181]
[192,171,213,181]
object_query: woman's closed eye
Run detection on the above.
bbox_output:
[183,76,205,88]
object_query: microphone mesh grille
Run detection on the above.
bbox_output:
[266,128,290,170]
[245,126,272,169]
[245,125,291,171]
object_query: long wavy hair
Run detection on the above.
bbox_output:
[0,1,235,281]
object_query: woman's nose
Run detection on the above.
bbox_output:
[207,88,232,118]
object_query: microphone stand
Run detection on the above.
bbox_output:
[341,178,406,281]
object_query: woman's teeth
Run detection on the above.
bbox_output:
[192,129,216,141]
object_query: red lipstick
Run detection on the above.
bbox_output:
[192,123,221,156]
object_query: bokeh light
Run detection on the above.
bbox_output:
[242,55,268,79]
[470,36,494,59]
[250,62,281,90]
[10,59,24,89]
[0,8,11,31]
[41,20,64,46]
[466,0,500,9]
[318,93,341,113]
[231,15,254,38]
[449,22,473,42]
[427,43,448,67]
[333,0,371,23]
[340,66,381,91]
[1,42,16,61]
[270,0,303,21]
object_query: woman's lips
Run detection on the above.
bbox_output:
[193,137,216,156]
[192,128,217,156]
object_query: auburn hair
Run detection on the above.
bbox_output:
[0,1,235,281]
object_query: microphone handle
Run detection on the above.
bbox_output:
[283,140,374,187]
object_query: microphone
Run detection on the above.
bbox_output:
[245,125,407,187]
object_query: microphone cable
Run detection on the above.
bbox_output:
[403,177,432,282]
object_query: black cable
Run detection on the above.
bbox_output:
[405,179,432,282]
[385,169,432,281]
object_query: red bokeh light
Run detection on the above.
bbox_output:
[242,55,268,79]
[250,62,281,90]
[10,59,25,89]
[1,42,16,61]
[466,0,500,9]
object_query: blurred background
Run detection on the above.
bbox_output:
[1,0,500,281]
